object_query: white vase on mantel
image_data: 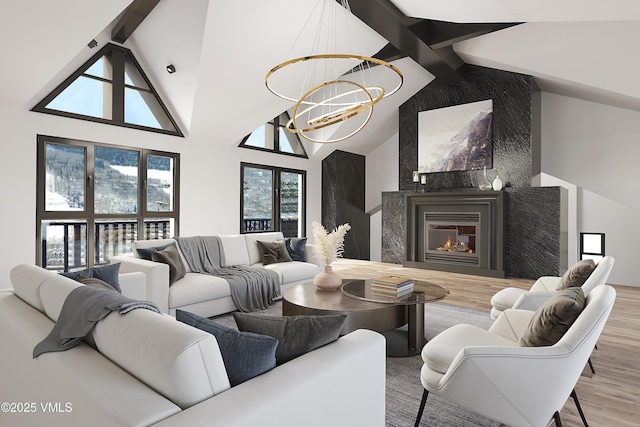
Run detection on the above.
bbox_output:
[313,265,342,291]
[492,171,503,191]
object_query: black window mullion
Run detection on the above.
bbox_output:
[86,145,96,266]
[111,49,126,122]
[273,169,280,232]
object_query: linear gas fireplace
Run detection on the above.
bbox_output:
[425,212,479,266]
[405,192,504,278]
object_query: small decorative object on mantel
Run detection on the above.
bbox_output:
[312,221,351,291]
[492,170,503,191]
[479,166,493,191]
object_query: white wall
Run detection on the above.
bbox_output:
[0,104,322,282]
[540,92,640,286]
[365,124,399,262]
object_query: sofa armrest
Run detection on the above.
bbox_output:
[111,256,170,314]
[152,329,386,427]
[511,290,557,312]
[118,272,147,301]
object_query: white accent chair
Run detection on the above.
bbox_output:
[415,285,616,427]
[490,256,615,320]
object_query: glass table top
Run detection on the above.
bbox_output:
[341,278,449,305]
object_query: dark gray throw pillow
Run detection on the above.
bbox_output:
[76,276,117,292]
[151,245,186,285]
[136,242,177,261]
[284,237,307,262]
[256,240,293,266]
[233,313,347,365]
[62,263,122,293]
[519,287,586,347]
[176,310,278,387]
[558,259,596,290]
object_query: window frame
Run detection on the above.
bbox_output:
[239,113,308,159]
[240,162,306,237]
[36,134,180,270]
[32,43,183,137]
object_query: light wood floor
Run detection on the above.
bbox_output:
[331,258,640,427]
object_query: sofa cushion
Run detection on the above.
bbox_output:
[244,232,284,265]
[263,261,319,285]
[62,263,122,293]
[92,307,230,409]
[234,313,347,365]
[10,264,63,313]
[285,237,308,262]
[422,324,518,374]
[176,310,278,387]
[152,245,186,285]
[218,235,251,266]
[168,273,231,309]
[558,259,596,290]
[39,275,83,322]
[257,240,292,266]
[519,287,586,347]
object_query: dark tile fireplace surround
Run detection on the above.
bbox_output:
[320,65,567,279]
[381,65,567,280]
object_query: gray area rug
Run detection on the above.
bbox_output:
[212,301,499,427]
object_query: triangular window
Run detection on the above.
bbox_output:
[240,112,308,158]
[33,43,182,136]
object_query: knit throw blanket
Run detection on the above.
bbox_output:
[175,236,281,312]
[33,286,161,358]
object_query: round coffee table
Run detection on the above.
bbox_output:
[282,278,449,356]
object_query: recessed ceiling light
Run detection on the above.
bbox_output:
[166,64,176,74]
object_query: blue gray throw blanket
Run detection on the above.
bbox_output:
[175,236,281,312]
[33,286,160,358]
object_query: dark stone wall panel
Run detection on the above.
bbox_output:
[504,187,562,278]
[383,64,565,279]
[399,65,534,191]
[322,150,369,260]
[381,191,407,264]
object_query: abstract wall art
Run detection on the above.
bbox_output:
[418,99,493,173]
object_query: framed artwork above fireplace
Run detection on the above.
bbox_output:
[418,99,493,173]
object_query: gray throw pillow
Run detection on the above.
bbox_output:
[558,259,596,290]
[519,287,586,347]
[284,237,307,262]
[76,276,117,292]
[256,240,293,266]
[151,245,186,285]
[176,310,278,387]
[233,313,347,365]
[62,263,122,293]
[136,242,177,261]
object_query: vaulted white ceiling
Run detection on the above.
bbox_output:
[3,0,640,158]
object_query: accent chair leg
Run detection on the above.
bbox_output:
[588,357,596,374]
[414,389,429,427]
[571,389,589,427]
[554,411,563,427]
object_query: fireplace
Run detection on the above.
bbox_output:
[425,212,479,266]
[405,191,504,278]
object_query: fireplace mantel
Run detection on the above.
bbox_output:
[404,191,505,278]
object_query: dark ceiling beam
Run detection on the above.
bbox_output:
[348,0,461,84]
[409,20,521,50]
[111,0,161,44]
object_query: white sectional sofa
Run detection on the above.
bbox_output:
[111,232,322,317]
[0,264,386,427]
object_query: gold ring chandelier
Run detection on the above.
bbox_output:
[265,0,403,144]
